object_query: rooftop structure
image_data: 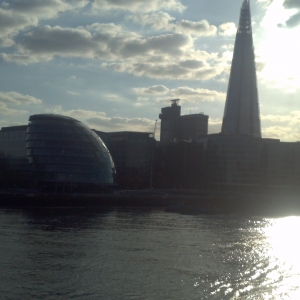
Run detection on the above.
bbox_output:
[159,100,209,142]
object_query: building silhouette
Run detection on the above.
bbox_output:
[221,0,261,137]
[159,100,208,142]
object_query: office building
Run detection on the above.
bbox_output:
[159,99,181,142]
[221,0,261,137]
[94,130,154,189]
[159,100,209,142]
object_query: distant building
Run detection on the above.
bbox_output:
[94,130,154,189]
[159,99,209,142]
[221,0,261,137]
[191,134,300,191]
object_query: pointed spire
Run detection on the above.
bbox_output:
[242,0,249,10]
[221,0,261,137]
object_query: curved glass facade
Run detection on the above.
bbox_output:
[26,114,115,185]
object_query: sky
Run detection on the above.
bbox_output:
[1,0,300,141]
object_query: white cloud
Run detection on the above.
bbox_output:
[169,86,226,102]
[129,12,217,36]
[92,0,185,13]
[0,102,27,115]
[67,91,80,96]
[88,116,154,132]
[218,22,237,36]
[47,105,154,132]
[0,91,42,105]
[156,86,226,103]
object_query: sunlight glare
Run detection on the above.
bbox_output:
[256,0,300,90]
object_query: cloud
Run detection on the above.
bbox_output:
[261,111,300,125]
[67,91,80,96]
[47,105,154,132]
[88,116,154,132]
[0,91,42,105]
[129,12,217,36]
[47,106,106,119]
[0,102,27,115]
[156,86,226,103]
[10,0,85,18]
[133,85,169,95]
[3,23,227,80]
[283,0,300,9]
[262,126,299,140]
[6,25,192,61]
[279,0,300,27]
[0,1,89,41]
[92,0,185,13]
[283,12,300,27]
[218,22,237,36]
[0,8,38,39]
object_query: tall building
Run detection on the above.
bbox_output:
[159,100,209,142]
[221,0,261,137]
[159,99,181,142]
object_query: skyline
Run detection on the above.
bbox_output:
[0,0,300,141]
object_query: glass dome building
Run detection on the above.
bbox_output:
[26,114,115,190]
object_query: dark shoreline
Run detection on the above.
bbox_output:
[1,189,300,216]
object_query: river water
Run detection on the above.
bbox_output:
[1,206,300,299]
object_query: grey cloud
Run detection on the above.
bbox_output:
[0,0,89,42]
[179,60,205,69]
[177,20,217,36]
[284,12,300,27]
[133,85,169,95]
[93,0,185,12]
[283,0,300,9]
[5,23,225,80]
[280,0,300,28]
[15,25,192,61]
[20,26,97,56]
[256,61,266,72]
[11,0,88,17]
[0,8,37,39]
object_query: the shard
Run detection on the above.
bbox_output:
[221,0,261,137]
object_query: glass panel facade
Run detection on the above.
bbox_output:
[26,114,115,184]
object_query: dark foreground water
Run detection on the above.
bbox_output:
[1,207,300,299]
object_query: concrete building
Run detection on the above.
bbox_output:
[159,99,181,142]
[221,0,261,137]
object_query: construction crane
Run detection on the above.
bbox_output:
[153,119,158,140]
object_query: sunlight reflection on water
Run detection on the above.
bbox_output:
[1,208,300,299]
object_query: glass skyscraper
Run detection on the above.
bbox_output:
[221,0,261,138]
